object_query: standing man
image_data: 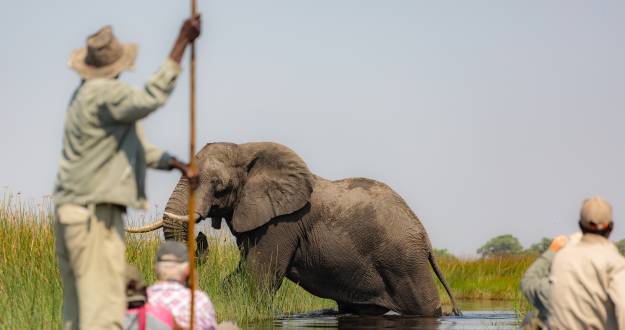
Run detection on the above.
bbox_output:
[548,196,625,329]
[53,16,201,329]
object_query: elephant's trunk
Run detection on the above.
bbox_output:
[127,175,212,240]
[163,178,192,241]
[162,177,212,241]
[163,213,188,241]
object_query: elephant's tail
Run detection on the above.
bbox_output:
[428,252,462,316]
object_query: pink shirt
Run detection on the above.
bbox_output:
[126,303,176,329]
[147,281,217,330]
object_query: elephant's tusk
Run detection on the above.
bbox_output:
[125,219,164,233]
[125,212,204,234]
[162,211,204,223]
[163,211,189,221]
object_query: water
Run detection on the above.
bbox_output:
[250,300,518,329]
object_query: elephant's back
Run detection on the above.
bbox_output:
[309,176,430,258]
[319,177,426,229]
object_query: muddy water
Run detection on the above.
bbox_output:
[250,300,518,329]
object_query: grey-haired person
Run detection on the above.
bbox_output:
[147,241,217,330]
[124,264,176,330]
[53,16,200,329]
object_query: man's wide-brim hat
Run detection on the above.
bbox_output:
[68,25,137,80]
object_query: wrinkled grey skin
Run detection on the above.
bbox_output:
[132,142,460,316]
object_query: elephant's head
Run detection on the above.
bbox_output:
[127,142,313,242]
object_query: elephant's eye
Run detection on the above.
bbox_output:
[209,176,221,187]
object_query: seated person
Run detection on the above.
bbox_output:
[520,232,581,328]
[124,264,176,330]
[147,241,217,330]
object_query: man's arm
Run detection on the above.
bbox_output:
[520,236,567,319]
[169,15,201,64]
[107,60,181,123]
[520,250,554,315]
[108,15,201,123]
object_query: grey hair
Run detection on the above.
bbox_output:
[155,261,189,282]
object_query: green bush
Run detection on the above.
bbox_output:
[433,248,454,258]
[477,234,523,257]
[525,237,551,255]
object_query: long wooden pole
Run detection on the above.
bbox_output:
[187,0,198,329]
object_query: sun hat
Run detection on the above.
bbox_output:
[68,25,137,80]
[580,196,613,230]
[156,240,189,263]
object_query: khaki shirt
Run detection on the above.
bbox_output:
[548,234,625,330]
[54,59,181,209]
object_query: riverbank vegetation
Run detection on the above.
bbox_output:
[1,197,532,328]
[0,197,334,328]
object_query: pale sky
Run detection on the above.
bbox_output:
[2,1,625,255]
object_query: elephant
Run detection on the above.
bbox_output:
[127,142,460,316]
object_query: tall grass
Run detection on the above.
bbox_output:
[0,196,335,328]
[435,254,534,300]
[125,229,336,326]
[434,254,534,318]
[0,196,535,328]
[0,194,62,328]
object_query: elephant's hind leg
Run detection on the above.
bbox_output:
[387,276,442,316]
[378,257,442,316]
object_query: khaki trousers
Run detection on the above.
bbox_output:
[55,204,126,330]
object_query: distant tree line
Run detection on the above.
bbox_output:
[435,235,625,258]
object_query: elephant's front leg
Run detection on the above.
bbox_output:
[240,237,296,293]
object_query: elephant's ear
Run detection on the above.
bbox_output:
[232,144,313,232]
